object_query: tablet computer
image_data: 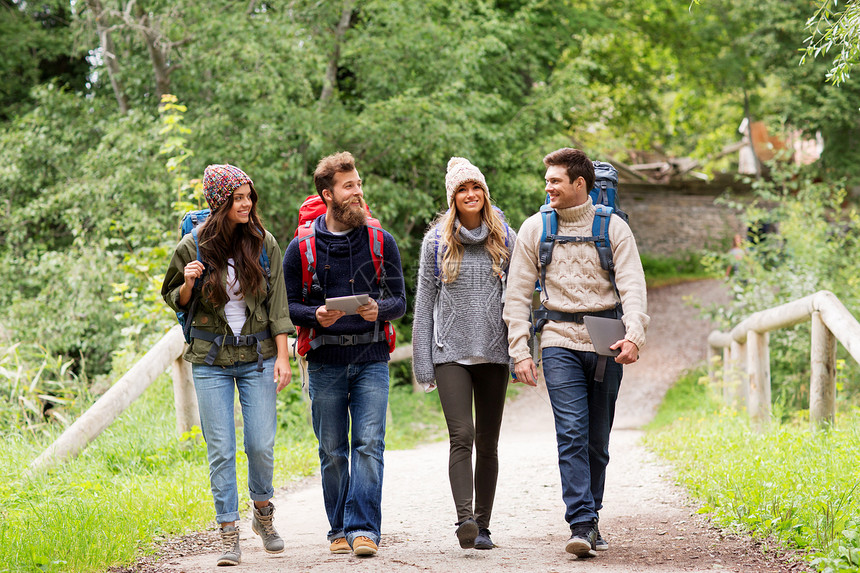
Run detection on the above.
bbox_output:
[325,293,370,315]
[583,316,626,357]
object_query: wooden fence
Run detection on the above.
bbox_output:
[707,290,860,427]
[28,325,413,473]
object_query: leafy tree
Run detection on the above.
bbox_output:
[802,0,860,85]
[0,0,88,120]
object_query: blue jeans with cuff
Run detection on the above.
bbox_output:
[541,347,621,528]
[308,360,389,546]
[192,357,277,524]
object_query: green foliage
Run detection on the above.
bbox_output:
[646,401,860,572]
[640,252,715,288]
[701,162,860,413]
[802,0,860,85]
[644,366,722,429]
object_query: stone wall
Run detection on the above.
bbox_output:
[619,178,750,256]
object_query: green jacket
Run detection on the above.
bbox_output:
[161,230,294,365]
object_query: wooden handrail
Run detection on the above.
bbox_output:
[28,326,414,472]
[707,290,860,427]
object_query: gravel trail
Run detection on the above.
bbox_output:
[133,280,808,573]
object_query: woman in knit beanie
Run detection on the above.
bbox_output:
[412,157,517,551]
[161,164,294,566]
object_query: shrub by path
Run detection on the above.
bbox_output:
[141,280,807,573]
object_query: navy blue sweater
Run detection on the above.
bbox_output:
[283,214,406,365]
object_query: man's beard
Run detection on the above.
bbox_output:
[330,195,367,228]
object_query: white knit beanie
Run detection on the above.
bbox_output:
[445,157,489,208]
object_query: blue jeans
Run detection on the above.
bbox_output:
[541,347,621,527]
[192,357,276,524]
[307,360,389,546]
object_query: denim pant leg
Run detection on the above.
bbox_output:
[344,361,389,546]
[192,362,241,524]
[308,361,351,541]
[542,347,621,527]
[589,357,622,513]
[235,358,277,503]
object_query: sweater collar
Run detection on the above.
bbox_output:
[456,217,489,245]
[556,201,595,225]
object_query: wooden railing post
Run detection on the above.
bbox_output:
[171,355,200,436]
[746,330,771,424]
[721,347,732,404]
[810,311,837,428]
[729,340,747,409]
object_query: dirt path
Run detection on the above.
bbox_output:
[138,280,807,572]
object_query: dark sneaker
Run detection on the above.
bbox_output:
[252,503,285,554]
[474,528,494,550]
[217,525,241,566]
[594,524,608,551]
[565,522,597,557]
[455,518,479,549]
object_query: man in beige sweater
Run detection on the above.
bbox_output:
[503,148,649,557]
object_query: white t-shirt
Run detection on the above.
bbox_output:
[224,258,247,335]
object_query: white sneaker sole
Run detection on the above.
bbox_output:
[565,538,596,557]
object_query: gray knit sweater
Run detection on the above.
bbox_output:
[412,220,517,390]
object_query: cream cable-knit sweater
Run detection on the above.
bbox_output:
[503,201,649,363]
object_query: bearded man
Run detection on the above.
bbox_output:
[282,151,406,557]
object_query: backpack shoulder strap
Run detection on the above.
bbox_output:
[365,216,385,281]
[592,205,619,296]
[433,226,443,281]
[538,204,557,297]
[296,219,318,301]
[191,227,203,290]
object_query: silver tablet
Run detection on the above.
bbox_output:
[324,293,370,315]
[583,316,626,357]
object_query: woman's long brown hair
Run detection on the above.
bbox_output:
[198,186,266,307]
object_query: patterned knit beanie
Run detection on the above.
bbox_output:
[445,157,489,208]
[203,164,253,210]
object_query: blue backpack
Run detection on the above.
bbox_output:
[175,209,271,344]
[533,161,627,332]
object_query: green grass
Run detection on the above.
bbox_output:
[645,368,860,572]
[0,357,449,573]
[641,252,716,288]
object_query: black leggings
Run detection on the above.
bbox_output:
[435,362,509,529]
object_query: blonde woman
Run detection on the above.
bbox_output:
[412,157,516,550]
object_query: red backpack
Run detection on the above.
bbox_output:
[294,195,396,356]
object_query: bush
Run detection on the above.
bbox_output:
[700,162,860,414]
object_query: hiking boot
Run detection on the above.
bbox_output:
[329,537,351,554]
[565,522,597,557]
[455,518,479,549]
[474,527,494,550]
[352,536,378,556]
[594,524,609,551]
[251,502,284,554]
[217,525,241,566]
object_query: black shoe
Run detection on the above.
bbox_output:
[594,524,608,551]
[565,522,597,557]
[455,518,478,549]
[474,528,494,550]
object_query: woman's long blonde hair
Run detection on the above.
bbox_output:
[434,189,510,284]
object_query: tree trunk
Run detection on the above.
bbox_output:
[87,0,129,114]
[319,0,355,103]
[134,4,171,100]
